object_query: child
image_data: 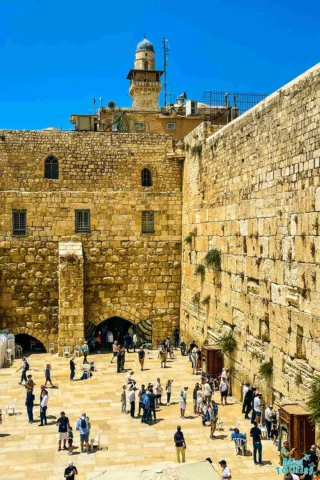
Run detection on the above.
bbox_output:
[121,385,127,413]
[67,426,73,455]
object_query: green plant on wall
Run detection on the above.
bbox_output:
[215,331,237,354]
[195,264,205,282]
[184,234,193,245]
[204,249,221,270]
[201,294,211,306]
[307,376,320,425]
[191,145,202,156]
[259,359,273,380]
[192,292,200,305]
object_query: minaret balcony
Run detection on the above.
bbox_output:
[130,80,161,89]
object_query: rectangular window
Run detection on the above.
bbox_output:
[12,210,27,235]
[142,211,154,233]
[166,122,176,130]
[135,122,145,131]
[75,210,90,233]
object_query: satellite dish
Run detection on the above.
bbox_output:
[108,100,116,109]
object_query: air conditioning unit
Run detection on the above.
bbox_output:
[186,100,198,116]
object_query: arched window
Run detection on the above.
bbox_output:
[141,168,152,187]
[44,155,59,179]
[144,60,148,70]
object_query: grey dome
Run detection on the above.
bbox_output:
[136,37,154,52]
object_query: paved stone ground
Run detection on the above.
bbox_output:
[0,350,281,479]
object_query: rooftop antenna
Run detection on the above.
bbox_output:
[93,98,96,114]
[162,37,170,107]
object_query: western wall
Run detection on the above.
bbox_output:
[0,131,183,353]
[180,63,320,406]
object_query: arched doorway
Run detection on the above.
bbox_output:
[15,334,46,354]
[86,316,134,351]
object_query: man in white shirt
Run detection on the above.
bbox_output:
[253,393,263,423]
[128,387,137,418]
[107,331,114,351]
[203,381,212,403]
[219,460,231,479]
[264,404,274,439]
[40,389,48,426]
[219,379,229,406]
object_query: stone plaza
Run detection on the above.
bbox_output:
[0,350,281,480]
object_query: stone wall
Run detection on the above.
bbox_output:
[0,131,183,350]
[181,64,320,406]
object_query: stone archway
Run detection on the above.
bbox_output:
[9,326,50,353]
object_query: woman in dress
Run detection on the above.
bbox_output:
[180,386,188,418]
[159,342,167,368]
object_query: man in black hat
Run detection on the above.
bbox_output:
[243,385,256,419]
[218,460,231,479]
[174,426,186,463]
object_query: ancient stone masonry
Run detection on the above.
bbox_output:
[0,132,183,350]
[180,64,320,406]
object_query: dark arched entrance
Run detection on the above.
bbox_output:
[86,316,135,351]
[15,334,46,353]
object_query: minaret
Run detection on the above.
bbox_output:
[127,36,163,111]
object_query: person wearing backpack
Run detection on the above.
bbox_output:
[76,413,90,453]
[81,342,89,364]
[210,400,218,439]
[17,357,29,385]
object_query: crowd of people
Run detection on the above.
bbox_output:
[13,331,320,480]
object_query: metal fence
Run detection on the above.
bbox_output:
[200,91,268,123]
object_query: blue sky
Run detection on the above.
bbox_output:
[0,0,319,130]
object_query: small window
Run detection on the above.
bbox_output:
[75,210,90,233]
[144,61,148,70]
[141,168,152,187]
[142,211,154,233]
[166,122,176,130]
[136,122,145,131]
[12,210,27,235]
[44,155,59,179]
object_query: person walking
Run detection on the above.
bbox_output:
[242,383,250,413]
[107,330,114,351]
[166,380,173,406]
[121,385,127,413]
[44,364,54,388]
[203,380,212,404]
[159,343,167,368]
[76,413,90,453]
[193,383,199,414]
[67,426,74,455]
[25,374,35,393]
[120,346,126,371]
[138,384,146,416]
[250,421,262,465]
[111,341,119,364]
[17,357,29,385]
[148,389,157,423]
[81,342,89,364]
[180,386,188,418]
[138,347,145,371]
[116,346,123,373]
[70,358,76,381]
[219,460,232,479]
[132,332,138,352]
[219,377,229,406]
[155,378,163,406]
[174,426,186,463]
[141,391,151,424]
[253,392,263,424]
[210,400,218,439]
[39,389,48,426]
[97,331,102,352]
[264,404,274,439]
[25,390,35,423]
[64,461,78,479]
[56,411,70,451]
[128,387,137,418]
